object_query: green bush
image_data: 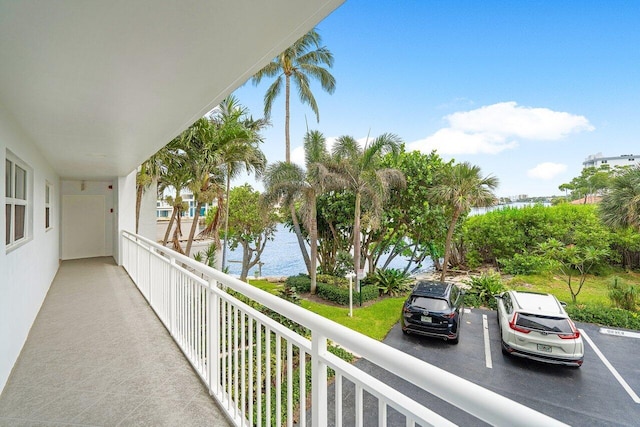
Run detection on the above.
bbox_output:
[316,282,378,305]
[566,305,640,330]
[608,277,638,311]
[464,271,505,309]
[370,268,413,297]
[285,274,311,293]
[316,274,349,287]
[499,254,550,275]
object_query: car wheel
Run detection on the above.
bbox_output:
[402,328,409,335]
[450,336,459,345]
[500,338,509,355]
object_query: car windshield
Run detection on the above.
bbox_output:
[411,296,448,311]
[516,314,572,333]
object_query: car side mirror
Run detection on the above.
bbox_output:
[560,301,567,307]
[494,294,503,299]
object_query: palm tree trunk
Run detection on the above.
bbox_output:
[285,74,291,163]
[354,192,362,291]
[222,174,231,270]
[163,208,178,246]
[440,209,461,282]
[185,201,203,256]
[309,195,318,294]
[290,204,312,274]
[135,183,143,234]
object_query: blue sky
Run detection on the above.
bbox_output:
[232,0,640,198]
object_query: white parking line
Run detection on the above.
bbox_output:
[482,314,492,369]
[580,328,640,404]
[600,328,640,339]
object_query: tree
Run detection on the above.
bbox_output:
[135,150,165,233]
[330,133,405,291]
[158,147,191,251]
[252,28,335,162]
[225,184,278,281]
[376,148,451,274]
[178,105,264,256]
[198,96,267,267]
[599,165,640,231]
[558,165,615,203]
[262,130,332,293]
[431,162,498,281]
[539,238,610,303]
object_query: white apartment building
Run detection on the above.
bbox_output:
[583,152,639,168]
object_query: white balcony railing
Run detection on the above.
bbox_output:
[121,230,567,427]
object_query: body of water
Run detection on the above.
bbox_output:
[223,224,429,278]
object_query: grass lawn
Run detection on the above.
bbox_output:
[504,270,640,306]
[247,279,405,341]
[300,297,406,341]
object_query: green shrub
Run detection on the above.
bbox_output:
[566,305,640,330]
[370,268,413,297]
[278,282,301,305]
[464,271,505,309]
[316,274,349,287]
[499,254,550,275]
[285,274,311,293]
[608,277,638,311]
[316,282,378,305]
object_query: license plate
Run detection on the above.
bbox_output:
[537,344,552,353]
[421,316,432,323]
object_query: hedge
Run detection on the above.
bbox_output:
[285,274,311,293]
[317,282,379,305]
[566,305,640,330]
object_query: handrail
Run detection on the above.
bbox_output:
[121,230,567,427]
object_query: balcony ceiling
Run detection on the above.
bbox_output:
[0,0,343,180]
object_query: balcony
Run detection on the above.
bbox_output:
[0,256,229,426]
[1,232,567,426]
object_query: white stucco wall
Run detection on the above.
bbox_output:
[115,171,137,265]
[0,103,60,393]
[138,178,158,242]
[60,180,116,259]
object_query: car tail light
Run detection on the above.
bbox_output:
[558,320,580,339]
[509,313,530,334]
[443,312,456,319]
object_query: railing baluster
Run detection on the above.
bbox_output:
[275,333,282,427]
[311,333,327,427]
[287,341,293,427]
[240,311,246,426]
[299,349,306,427]
[248,316,254,427]
[265,327,271,427]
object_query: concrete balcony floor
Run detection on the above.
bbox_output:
[0,257,230,426]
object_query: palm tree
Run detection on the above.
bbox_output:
[252,28,335,162]
[432,162,499,281]
[599,165,640,231]
[158,150,191,250]
[202,96,268,269]
[135,150,165,233]
[262,130,331,293]
[330,133,405,291]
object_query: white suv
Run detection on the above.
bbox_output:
[496,290,584,367]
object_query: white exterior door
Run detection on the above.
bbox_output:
[62,195,106,260]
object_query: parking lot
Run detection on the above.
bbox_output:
[355,308,640,426]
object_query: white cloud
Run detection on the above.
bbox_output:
[409,128,518,155]
[527,162,567,180]
[408,101,594,155]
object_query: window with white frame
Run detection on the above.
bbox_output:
[5,151,31,249]
[45,181,53,230]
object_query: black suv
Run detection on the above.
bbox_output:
[400,281,465,344]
